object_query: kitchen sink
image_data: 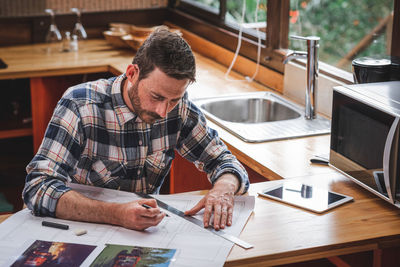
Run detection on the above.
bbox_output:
[193,92,331,143]
[200,98,301,123]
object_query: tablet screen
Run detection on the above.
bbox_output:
[258,181,353,213]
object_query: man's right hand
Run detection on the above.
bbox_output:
[56,190,166,231]
[115,199,166,230]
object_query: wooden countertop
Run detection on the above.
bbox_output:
[2,172,400,266]
[0,40,135,79]
[176,173,400,266]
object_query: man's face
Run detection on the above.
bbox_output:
[127,67,189,124]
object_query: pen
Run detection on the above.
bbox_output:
[42,220,69,230]
[141,203,153,209]
[142,204,169,217]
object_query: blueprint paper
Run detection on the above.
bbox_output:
[0,184,254,267]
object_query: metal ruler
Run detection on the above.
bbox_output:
[135,192,253,249]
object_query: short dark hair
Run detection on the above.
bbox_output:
[132,26,196,83]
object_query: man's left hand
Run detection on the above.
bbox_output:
[184,173,239,230]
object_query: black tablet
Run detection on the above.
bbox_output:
[258,181,353,213]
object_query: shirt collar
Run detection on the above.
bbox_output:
[111,74,140,126]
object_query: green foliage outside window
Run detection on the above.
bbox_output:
[290,0,393,71]
[185,0,394,72]
[225,0,267,24]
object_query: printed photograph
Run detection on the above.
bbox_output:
[11,240,96,267]
[90,244,177,267]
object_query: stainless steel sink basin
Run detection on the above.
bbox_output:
[193,92,330,143]
[201,98,301,123]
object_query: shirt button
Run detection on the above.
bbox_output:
[138,140,143,145]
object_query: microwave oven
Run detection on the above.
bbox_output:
[330,81,400,207]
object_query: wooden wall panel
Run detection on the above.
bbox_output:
[0,0,168,17]
[0,9,168,46]
[0,22,31,46]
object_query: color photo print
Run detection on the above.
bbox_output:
[10,240,96,267]
[90,244,177,267]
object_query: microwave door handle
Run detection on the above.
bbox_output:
[383,117,400,204]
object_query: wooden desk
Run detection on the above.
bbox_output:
[175,173,400,266]
[2,173,400,266]
[0,214,10,223]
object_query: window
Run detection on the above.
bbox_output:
[178,0,267,40]
[225,0,267,39]
[185,0,219,12]
[289,0,394,72]
[172,0,399,80]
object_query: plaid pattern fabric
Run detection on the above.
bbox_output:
[23,74,249,217]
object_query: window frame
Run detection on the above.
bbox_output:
[169,0,400,82]
[174,0,270,44]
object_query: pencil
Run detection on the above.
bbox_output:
[142,204,169,217]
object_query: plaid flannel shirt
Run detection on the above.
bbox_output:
[23,74,249,217]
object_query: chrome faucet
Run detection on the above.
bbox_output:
[283,35,320,120]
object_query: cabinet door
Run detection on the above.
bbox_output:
[169,151,268,193]
[0,79,32,139]
[30,76,81,153]
[170,152,211,194]
[30,73,114,153]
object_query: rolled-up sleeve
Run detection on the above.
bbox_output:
[23,97,83,217]
[176,99,249,195]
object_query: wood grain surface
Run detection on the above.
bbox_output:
[179,173,400,266]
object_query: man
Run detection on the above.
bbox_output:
[23,26,249,231]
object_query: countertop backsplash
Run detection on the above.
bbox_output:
[283,61,346,118]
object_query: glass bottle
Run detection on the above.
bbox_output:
[70,34,79,52]
[62,31,72,52]
[45,9,62,53]
[71,8,87,41]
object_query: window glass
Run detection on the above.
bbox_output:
[289,0,394,72]
[182,0,219,13]
[226,0,267,24]
[225,0,267,38]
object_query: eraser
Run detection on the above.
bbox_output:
[74,228,87,236]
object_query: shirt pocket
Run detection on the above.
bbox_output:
[90,159,126,189]
[145,149,175,192]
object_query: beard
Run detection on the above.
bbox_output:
[128,80,162,124]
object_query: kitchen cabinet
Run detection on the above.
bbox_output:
[0,72,112,212]
[170,152,268,194]
[0,79,33,212]
[30,75,81,152]
[0,79,32,139]
[30,73,114,152]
